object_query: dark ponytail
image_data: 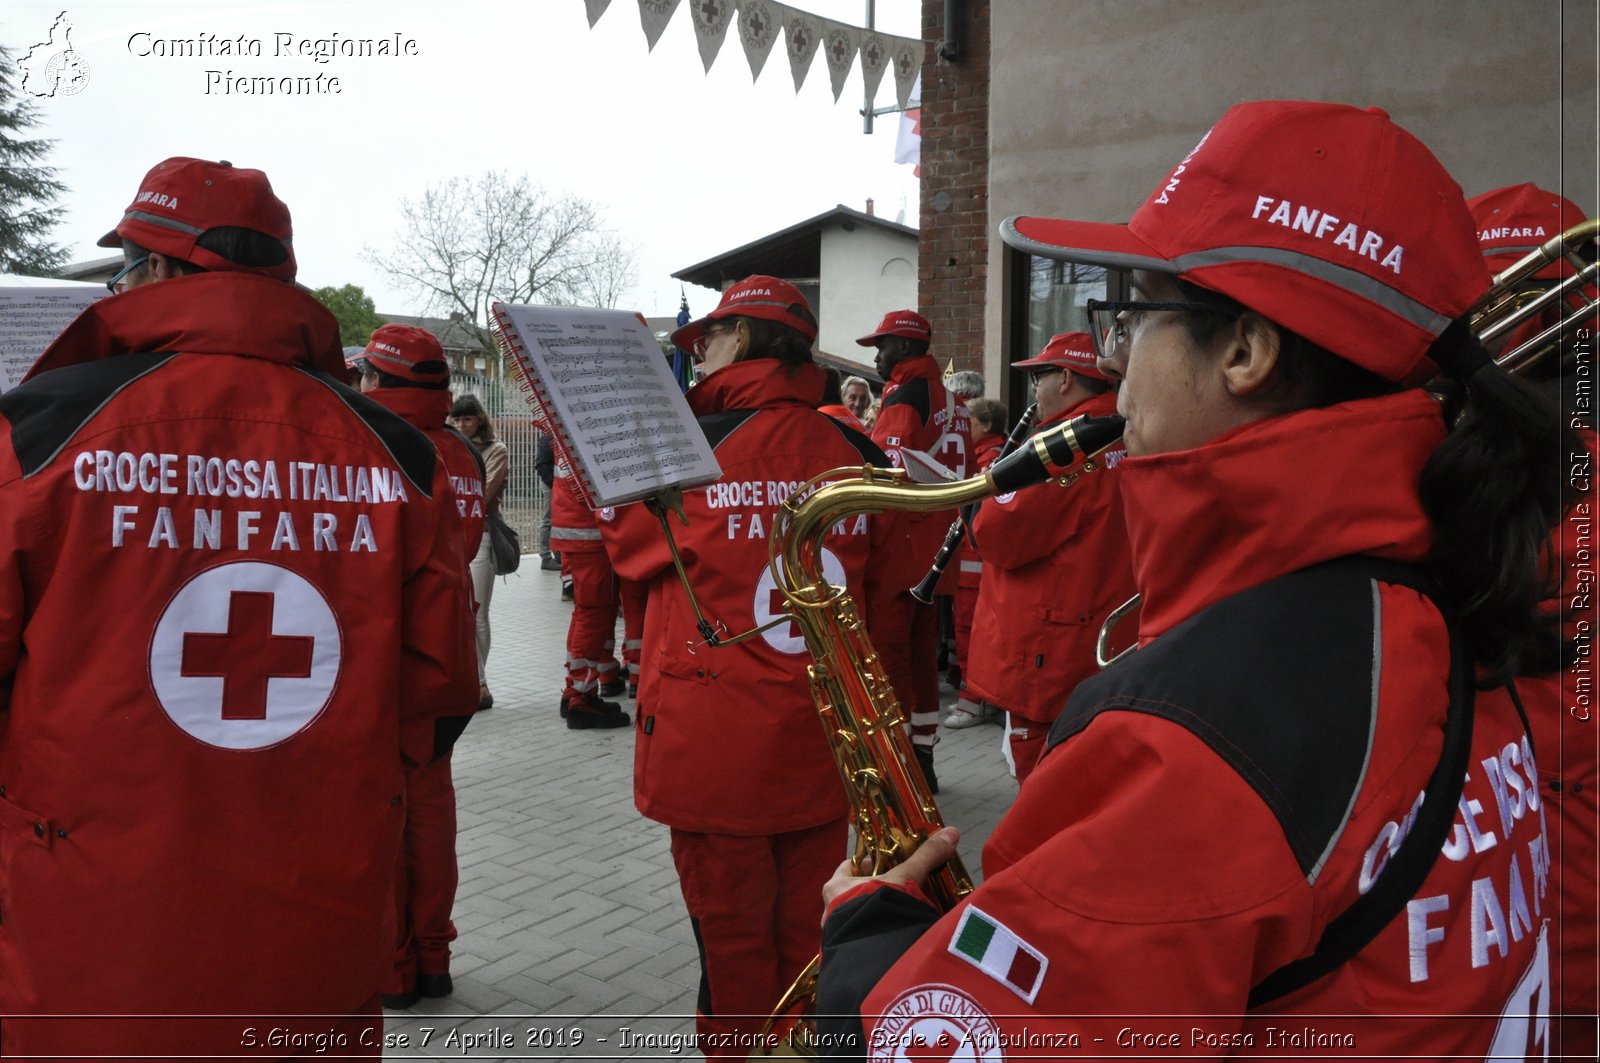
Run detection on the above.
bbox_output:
[1419,327,1582,685]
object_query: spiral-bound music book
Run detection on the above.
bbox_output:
[490,302,722,508]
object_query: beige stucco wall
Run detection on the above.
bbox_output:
[982,0,1598,384]
[818,223,919,371]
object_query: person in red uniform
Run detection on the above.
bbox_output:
[551,460,631,728]
[813,101,1577,1059]
[942,396,1006,730]
[861,310,972,794]
[601,275,898,1057]
[961,333,1136,782]
[355,324,483,1010]
[0,157,477,1059]
[1469,183,1598,1058]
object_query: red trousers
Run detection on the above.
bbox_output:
[619,576,647,689]
[561,547,620,695]
[669,819,848,1058]
[874,592,942,748]
[386,753,458,993]
[1006,713,1048,784]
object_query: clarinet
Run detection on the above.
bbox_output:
[908,402,1038,603]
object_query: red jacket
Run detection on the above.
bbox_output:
[551,456,612,554]
[952,430,1006,592]
[602,359,898,835]
[833,391,1552,1058]
[870,355,973,595]
[965,391,1135,723]
[367,387,485,560]
[0,274,476,1055]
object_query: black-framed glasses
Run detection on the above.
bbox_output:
[106,255,150,294]
[1086,298,1226,358]
[1028,367,1065,387]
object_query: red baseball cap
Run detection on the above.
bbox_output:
[97,157,296,282]
[1013,331,1109,382]
[361,324,450,384]
[856,309,932,346]
[1001,100,1489,385]
[1466,183,1589,279]
[671,274,817,352]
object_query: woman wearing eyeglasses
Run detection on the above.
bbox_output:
[815,101,1577,1058]
[599,275,900,1058]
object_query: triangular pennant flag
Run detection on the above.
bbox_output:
[895,72,922,176]
[821,20,859,103]
[892,38,921,110]
[637,0,682,51]
[584,0,614,28]
[784,10,823,93]
[858,32,889,108]
[688,0,734,73]
[738,0,781,81]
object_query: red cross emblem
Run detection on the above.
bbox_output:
[831,36,849,63]
[150,561,341,750]
[792,28,810,54]
[747,11,766,37]
[181,591,314,720]
[865,41,882,65]
[699,0,723,22]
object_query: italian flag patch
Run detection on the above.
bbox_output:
[948,906,1047,1003]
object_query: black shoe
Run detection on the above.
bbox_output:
[540,554,561,571]
[627,681,638,699]
[560,580,574,602]
[945,663,963,691]
[416,971,453,998]
[477,689,494,712]
[913,745,939,795]
[381,990,419,1010]
[599,677,626,698]
[565,691,630,730]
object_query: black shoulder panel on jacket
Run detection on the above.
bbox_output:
[698,408,761,450]
[1045,559,1416,882]
[0,353,178,477]
[297,369,437,499]
[880,377,931,424]
[824,418,892,466]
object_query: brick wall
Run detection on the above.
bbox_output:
[918,0,991,374]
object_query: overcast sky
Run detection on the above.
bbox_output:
[2,0,922,319]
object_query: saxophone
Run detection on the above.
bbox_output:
[751,411,1126,1057]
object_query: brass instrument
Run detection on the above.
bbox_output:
[1094,216,1600,665]
[740,412,1126,1057]
[909,402,1038,603]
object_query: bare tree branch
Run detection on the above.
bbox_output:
[365,172,638,369]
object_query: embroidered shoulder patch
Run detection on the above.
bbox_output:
[947,906,1047,1004]
[870,983,1003,1063]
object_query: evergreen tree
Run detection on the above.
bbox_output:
[0,45,69,275]
[312,283,385,348]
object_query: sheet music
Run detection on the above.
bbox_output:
[0,287,107,393]
[493,302,721,506]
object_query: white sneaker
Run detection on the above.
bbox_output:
[943,709,983,730]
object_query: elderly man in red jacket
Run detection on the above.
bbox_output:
[967,332,1136,782]
[0,158,476,1059]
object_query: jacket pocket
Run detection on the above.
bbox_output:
[0,788,53,850]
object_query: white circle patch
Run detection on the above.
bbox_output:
[149,561,342,750]
[870,983,1004,1062]
[753,547,847,655]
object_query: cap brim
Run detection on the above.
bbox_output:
[670,316,709,353]
[1011,355,1064,370]
[96,227,121,249]
[855,332,883,347]
[1001,216,1174,273]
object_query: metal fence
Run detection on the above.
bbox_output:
[451,367,547,554]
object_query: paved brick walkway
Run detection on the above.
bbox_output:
[382,562,1018,1061]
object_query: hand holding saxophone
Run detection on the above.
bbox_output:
[821,827,962,915]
